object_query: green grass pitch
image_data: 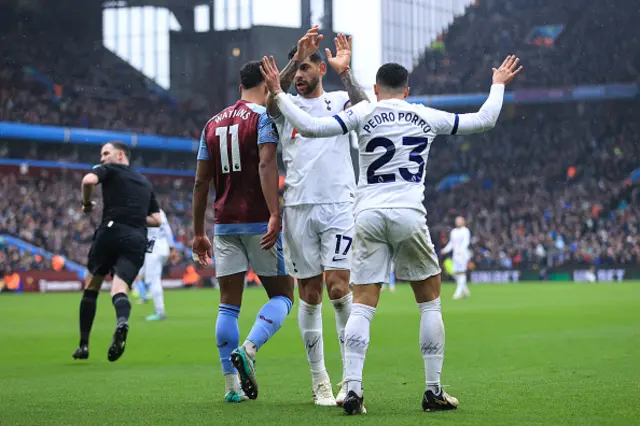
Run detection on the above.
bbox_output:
[1,282,639,425]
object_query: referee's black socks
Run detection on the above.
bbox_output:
[79,289,99,346]
[112,293,131,327]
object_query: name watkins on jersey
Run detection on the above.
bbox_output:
[361,110,433,134]
[214,107,251,124]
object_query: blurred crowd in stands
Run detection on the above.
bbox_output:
[0,23,210,138]
[1,101,638,274]
[429,101,640,269]
[0,170,205,272]
[411,0,640,94]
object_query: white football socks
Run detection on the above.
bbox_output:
[418,298,445,392]
[344,303,376,398]
[149,277,165,314]
[330,292,353,380]
[298,300,329,384]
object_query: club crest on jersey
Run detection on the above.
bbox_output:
[291,128,298,139]
[324,98,332,111]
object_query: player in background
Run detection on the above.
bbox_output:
[139,209,175,320]
[381,263,397,293]
[441,216,471,300]
[191,61,294,403]
[266,25,369,406]
[261,54,522,414]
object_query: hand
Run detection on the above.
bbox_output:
[191,235,212,267]
[326,33,352,75]
[261,56,283,95]
[82,201,95,213]
[261,215,281,250]
[294,25,323,61]
[492,55,523,86]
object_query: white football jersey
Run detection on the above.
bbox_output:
[274,90,356,206]
[338,99,459,215]
[147,210,174,250]
[446,227,471,258]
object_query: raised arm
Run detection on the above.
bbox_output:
[326,34,369,106]
[266,25,323,118]
[262,55,362,138]
[455,55,523,135]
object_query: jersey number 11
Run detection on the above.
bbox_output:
[215,124,242,174]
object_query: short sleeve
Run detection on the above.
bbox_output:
[196,127,210,160]
[147,191,160,215]
[420,106,460,136]
[337,90,350,111]
[333,100,373,134]
[90,164,110,183]
[257,112,279,145]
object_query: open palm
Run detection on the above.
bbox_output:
[326,33,352,75]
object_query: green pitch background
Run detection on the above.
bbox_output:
[1,282,639,425]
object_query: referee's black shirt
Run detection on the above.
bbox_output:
[90,164,160,229]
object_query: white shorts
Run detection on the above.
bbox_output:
[351,208,441,285]
[452,255,470,273]
[214,233,286,278]
[139,252,168,281]
[283,202,354,279]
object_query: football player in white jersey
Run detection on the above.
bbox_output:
[441,216,472,300]
[139,209,175,321]
[265,26,369,406]
[261,54,522,414]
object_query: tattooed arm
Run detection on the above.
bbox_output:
[340,68,369,106]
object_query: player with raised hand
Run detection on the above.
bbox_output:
[192,61,294,403]
[265,26,369,406]
[261,54,522,414]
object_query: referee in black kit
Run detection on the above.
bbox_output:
[72,141,162,362]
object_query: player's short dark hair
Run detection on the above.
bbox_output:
[287,45,322,64]
[106,141,131,160]
[376,62,409,91]
[239,61,264,90]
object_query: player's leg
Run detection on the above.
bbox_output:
[132,274,148,304]
[452,256,470,300]
[73,229,112,359]
[147,254,168,320]
[213,235,250,402]
[230,234,294,400]
[283,205,336,406]
[320,202,355,405]
[392,210,458,411]
[341,209,388,415]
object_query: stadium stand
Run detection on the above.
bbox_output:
[0,18,209,137]
[411,0,640,94]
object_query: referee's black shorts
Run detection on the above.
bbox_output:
[87,223,147,287]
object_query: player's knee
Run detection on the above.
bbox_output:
[111,275,131,296]
[325,270,350,300]
[411,273,441,303]
[298,275,323,304]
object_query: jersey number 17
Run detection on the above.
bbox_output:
[215,124,242,174]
